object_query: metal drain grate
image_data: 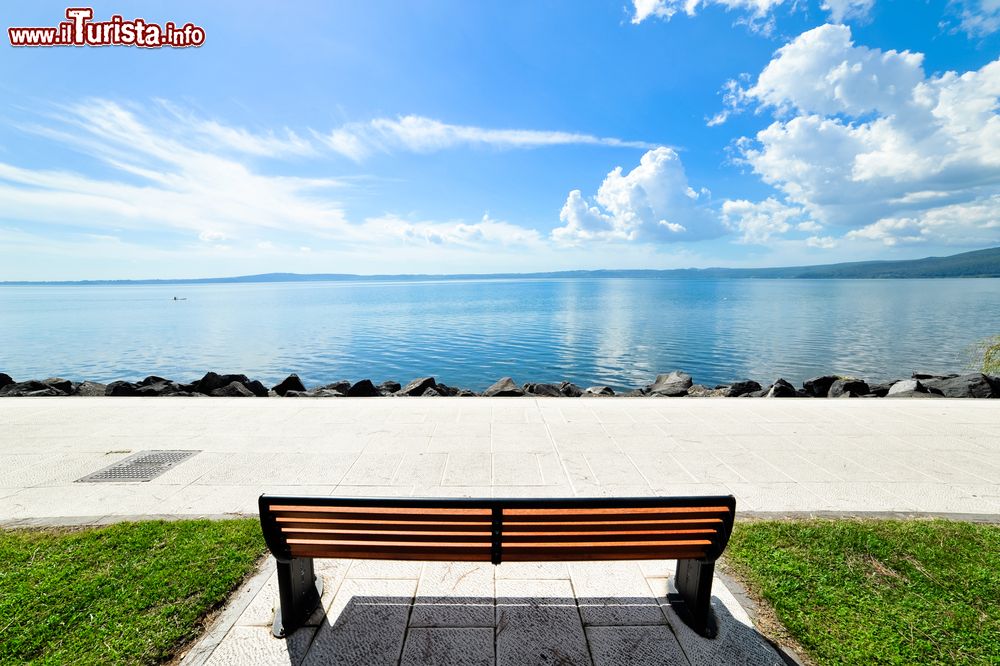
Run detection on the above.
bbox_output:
[76,450,200,483]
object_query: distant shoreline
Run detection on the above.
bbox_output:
[3,246,1000,285]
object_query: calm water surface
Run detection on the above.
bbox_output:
[1,278,998,391]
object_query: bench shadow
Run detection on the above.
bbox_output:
[282,594,794,666]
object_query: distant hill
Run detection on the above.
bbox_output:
[4,246,1000,285]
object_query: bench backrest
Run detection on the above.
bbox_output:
[259,495,735,564]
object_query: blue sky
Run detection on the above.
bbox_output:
[1,0,999,279]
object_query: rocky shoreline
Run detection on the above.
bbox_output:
[1,370,998,399]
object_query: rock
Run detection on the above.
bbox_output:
[284,388,342,397]
[210,381,256,397]
[828,378,869,398]
[105,380,141,396]
[766,379,797,398]
[1,380,60,396]
[803,375,839,397]
[75,381,107,396]
[868,381,896,397]
[688,385,729,397]
[650,371,692,397]
[0,373,13,390]
[559,382,583,397]
[523,383,564,397]
[912,372,952,380]
[457,389,479,397]
[838,391,860,398]
[319,380,352,394]
[724,380,762,397]
[920,373,997,398]
[422,388,442,397]
[244,380,269,397]
[186,372,260,395]
[886,379,929,397]
[585,385,615,396]
[346,379,380,397]
[41,377,73,395]
[272,374,306,396]
[483,377,524,397]
[400,377,437,396]
[621,389,647,397]
[136,378,184,396]
[24,387,65,397]
[378,380,401,395]
[434,383,460,397]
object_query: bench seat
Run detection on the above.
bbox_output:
[259,494,735,639]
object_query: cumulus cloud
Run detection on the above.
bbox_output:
[720,24,1000,248]
[721,197,809,244]
[552,147,724,244]
[631,0,873,29]
[319,115,655,160]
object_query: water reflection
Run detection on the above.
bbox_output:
[1,278,997,390]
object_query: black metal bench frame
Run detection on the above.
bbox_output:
[259,494,736,639]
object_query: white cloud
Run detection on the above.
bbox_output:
[721,197,807,244]
[630,0,873,28]
[362,214,543,248]
[845,195,1000,245]
[948,0,1000,37]
[721,24,1000,247]
[820,0,875,23]
[319,115,655,160]
[552,147,724,244]
[805,235,838,248]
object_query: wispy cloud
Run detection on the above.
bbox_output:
[318,115,657,160]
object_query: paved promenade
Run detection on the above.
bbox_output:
[2,397,997,665]
[1,397,997,522]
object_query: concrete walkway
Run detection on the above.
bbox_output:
[2,397,998,665]
[1,397,997,522]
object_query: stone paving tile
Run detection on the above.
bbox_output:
[411,562,495,627]
[876,483,1000,513]
[492,453,543,485]
[302,578,417,666]
[716,451,795,483]
[399,627,495,666]
[203,624,316,666]
[427,436,491,453]
[339,452,404,486]
[393,452,448,486]
[495,562,570,579]
[798,482,919,512]
[495,579,592,666]
[587,625,689,666]
[647,578,785,666]
[238,559,351,628]
[442,452,492,486]
[726,482,828,512]
[569,562,665,626]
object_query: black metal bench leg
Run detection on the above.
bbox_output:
[272,557,324,638]
[669,559,718,638]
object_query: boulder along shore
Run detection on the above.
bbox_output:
[1,370,998,398]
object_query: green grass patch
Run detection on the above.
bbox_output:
[726,519,1000,665]
[0,519,265,665]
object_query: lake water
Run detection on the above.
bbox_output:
[1,278,998,391]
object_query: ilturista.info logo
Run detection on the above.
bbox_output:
[8,7,205,48]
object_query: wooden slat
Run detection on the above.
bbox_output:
[502,547,707,562]
[504,506,729,516]
[269,504,492,516]
[289,546,492,562]
[501,518,724,531]
[281,529,492,543]
[274,517,494,532]
[504,539,711,549]
[271,510,493,523]
[499,510,730,523]
[502,529,718,541]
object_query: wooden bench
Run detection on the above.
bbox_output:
[259,494,736,639]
